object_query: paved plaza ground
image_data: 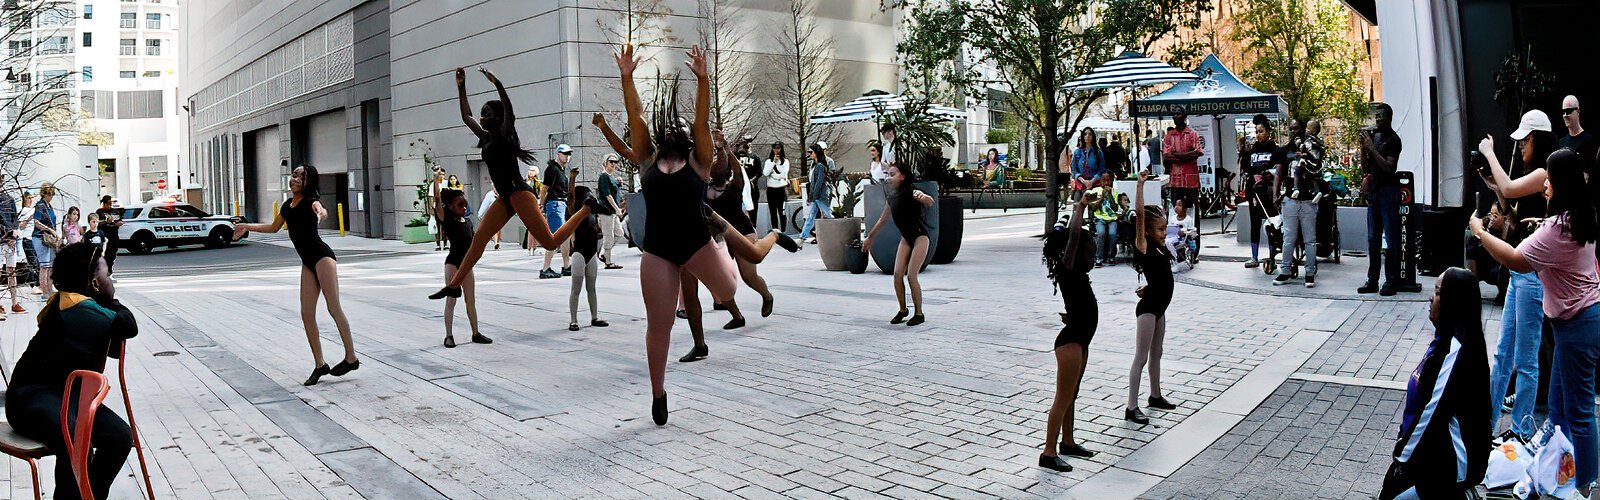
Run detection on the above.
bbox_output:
[0,209,1479,499]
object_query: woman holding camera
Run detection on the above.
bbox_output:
[1472,148,1600,492]
[1478,110,1559,442]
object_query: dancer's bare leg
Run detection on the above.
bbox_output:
[681,273,705,348]
[314,258,357,364]
[444,265,459,340]
[906,236,930,315]
[892,239,910,314]
[640,253,681,397]
[298,267,325,368]
[444,201,511,288]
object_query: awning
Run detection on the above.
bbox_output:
[1060,52,1198,91]
[809,91,964,125]
[1131,54,1288,117]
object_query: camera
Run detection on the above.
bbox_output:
[1470,150,1490,179]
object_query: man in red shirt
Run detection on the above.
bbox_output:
[1162,113,1204,207]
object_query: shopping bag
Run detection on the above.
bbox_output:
[1522,425,1578,499]
[427,216,438,235]
[1485,440,1534,489]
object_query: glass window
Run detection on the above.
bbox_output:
[141,70,158,77]
[147,206,177,218]
[175,206,209,218]
[83,5,92,19]
[119,71,134,79]
[81,32,91,47]
[119,12,135,28]
[120,209,141,220]
[145,39,160,56]
[145,13,159,29]
[81,66,91,82]
[119,38,134,55]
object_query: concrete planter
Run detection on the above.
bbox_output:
[815,217,862,271]
[402,225,433,244]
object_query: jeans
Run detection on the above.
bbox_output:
[1278,198,1318,277]
[1366,185,1402,285]
[544,200,567,232]
[798,199,831,239]
[1548,303,1600,486]
[1095,219,1118,263]
[1488,271,1544,436]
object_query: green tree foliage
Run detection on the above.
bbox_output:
[1232,0,1368,144]
[889,0,1211,228]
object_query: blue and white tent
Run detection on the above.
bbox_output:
[1131,54,1288,117]
[808,91,964,125]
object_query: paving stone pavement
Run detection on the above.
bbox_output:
[0,211,1438,499]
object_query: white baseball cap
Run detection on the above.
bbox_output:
[1509,110,1553,141]
[815,141,828,150]
[556,144,574,154]
[604,153,620,162]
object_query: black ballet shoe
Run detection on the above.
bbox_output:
[1060,443,1096,458]
[906,314,925,327]
[890,310,909,324]
[1125,408,1149,425]
[761,296,774,318]
[652,394,668,426]
[1147,396,1178,410]
[568,322,580,332]
[723,317,745,330]
[330,359,360,376]
[471,333,493,344]
[590,319,609,327]
[678,345,708,363]
[444,336,457,348]
[303,364,331,386]
[429,286,462,300]
[675,309,689,319]
[773,230,800,253]
[1038,454,1073,472]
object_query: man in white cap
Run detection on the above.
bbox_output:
[540,144,574,278]
[1560,95,1596,161]
[597,153,625,269]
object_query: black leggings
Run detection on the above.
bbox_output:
[766,187,788,233]
[1248,202,1266,245]
[6,387,131,500]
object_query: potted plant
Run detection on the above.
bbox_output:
[402,215,433,243]
[815,174,866,270]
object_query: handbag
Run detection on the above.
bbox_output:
[41,228,60,249]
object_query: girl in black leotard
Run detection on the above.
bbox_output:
[863,164,935,326]
[590,45,796,425]
[439,188,492,348]
[428,67,603,300]
[1125,172,1177,424]
[1038,189,1100,473]
[567,185,609,332]
[675,131,797,363]
[232,165,360,386]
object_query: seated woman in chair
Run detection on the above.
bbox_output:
[6,242,136,500]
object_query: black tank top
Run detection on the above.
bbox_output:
[888,187,930,242]
[1134,242,1174,316]
[642,157,711,265]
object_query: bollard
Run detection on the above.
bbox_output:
[234,201,241,218]
[338,203,346,237]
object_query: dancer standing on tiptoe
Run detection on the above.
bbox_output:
[438,188,492,348]
[591,44,782,425]
[1125,172,1179,424]
[863,164,934,326]
[430,67,600,300]
[566,185,610,332]
[233,164,360,386]
[1038,186,1099,473]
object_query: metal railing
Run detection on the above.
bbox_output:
[119,46,136,55]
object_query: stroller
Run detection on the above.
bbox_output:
[1249,172,1286,276]
[1313,172,1348,263]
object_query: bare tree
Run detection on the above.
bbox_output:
[698,0,760,141]
[768,0,843,179]
[0,1,84,195]
[591,0,681,189]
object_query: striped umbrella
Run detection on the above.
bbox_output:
[1059,51,1197,90]
[808,91,964,125]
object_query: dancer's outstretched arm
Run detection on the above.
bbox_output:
[233,210,285,238]
[593,113,640,164]
[480,68,517,139]
[455,68,486,137]
[615,45,653,160]
[686,45,714,177]
[862,204,892,250]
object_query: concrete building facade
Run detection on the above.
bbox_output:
[184,0,902,239]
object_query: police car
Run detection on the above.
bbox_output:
[117,202,245,254]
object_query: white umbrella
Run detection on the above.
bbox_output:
[809,91,964,125]
[1060,52,1198,176]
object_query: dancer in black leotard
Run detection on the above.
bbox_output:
[439,188,492,348]
[233,165,360,386]
[1126,172,1177,424]
[1038,187,1099,473]
[863,164,934,326]
[429,67,604,300]
[567,185,609,332]
[675,131,797,362]
[590,44,796,425]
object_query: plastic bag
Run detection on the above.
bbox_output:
[1485,440,1534,489]
[427,216,438,235]
[1519,425,1578,499]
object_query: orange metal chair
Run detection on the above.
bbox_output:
[116,343,155,499]
[61,370,110,500]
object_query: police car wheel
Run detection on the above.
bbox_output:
[130,233,155,255]
[206,227,233,248]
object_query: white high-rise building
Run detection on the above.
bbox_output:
[2,0,181,206]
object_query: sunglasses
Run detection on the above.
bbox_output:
[1564,107,1580,116]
